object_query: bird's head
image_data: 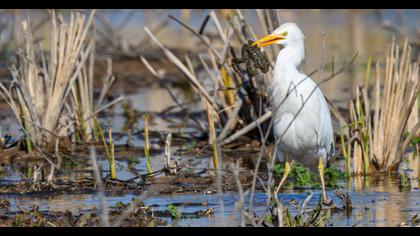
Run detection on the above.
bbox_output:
[253,22,305,48]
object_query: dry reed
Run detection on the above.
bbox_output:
[0,10,121,154]
[346,38,420,174]
[371,38,419,171]
[0,10,95,149]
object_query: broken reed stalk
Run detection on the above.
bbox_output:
[144,113,152,176]
[164,132,179,175]
[206,101,219,170]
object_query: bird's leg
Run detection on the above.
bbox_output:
[318,157,332,205]
[274,154,291,196]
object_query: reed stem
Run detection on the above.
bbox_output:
[108,128,116,180]
[93,116,116,180]
[206,101,219,170]
[144,113,152,176]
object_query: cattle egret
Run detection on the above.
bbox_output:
[253,22,334,203]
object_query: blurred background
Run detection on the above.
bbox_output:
[0,9,418,104]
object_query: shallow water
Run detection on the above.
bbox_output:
[2,152,419,227]
[4,175,419,227]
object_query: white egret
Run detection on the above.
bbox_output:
[253,22,334,203]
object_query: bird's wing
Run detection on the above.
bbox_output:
[316,88,335,158]
[293,73,334,157]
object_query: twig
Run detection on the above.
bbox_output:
[220,111,272,145]
[140,56,206,132]
[168,15,222,62]
[217,99,243,141]
[144,27,221,116]
[89,146,110,227]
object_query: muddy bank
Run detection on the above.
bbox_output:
[0,170,257,196]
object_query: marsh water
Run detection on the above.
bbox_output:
[3,171,420,227]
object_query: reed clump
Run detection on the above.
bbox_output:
[344,38,420,174]
[0,10,121,153]
[371,38,420,171]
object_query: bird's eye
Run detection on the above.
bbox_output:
[282,31,288,36]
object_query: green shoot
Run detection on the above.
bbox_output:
[340,126,351,177]
[108,128,116,180]
[144,113,152,176]
[24,126,32,154]
[93,116,116,180]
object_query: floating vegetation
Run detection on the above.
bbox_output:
[273,162,346,188]
[262,193,333,227]
[167,204,181,220]
[324,166,347,187]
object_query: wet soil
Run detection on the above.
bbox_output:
[0,171,255,197]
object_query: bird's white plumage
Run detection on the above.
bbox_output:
[267,23,334,170]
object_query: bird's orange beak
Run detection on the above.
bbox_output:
[252,34,285,48]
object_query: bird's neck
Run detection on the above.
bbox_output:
[274,41,305,75]
[271,41,306,100]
